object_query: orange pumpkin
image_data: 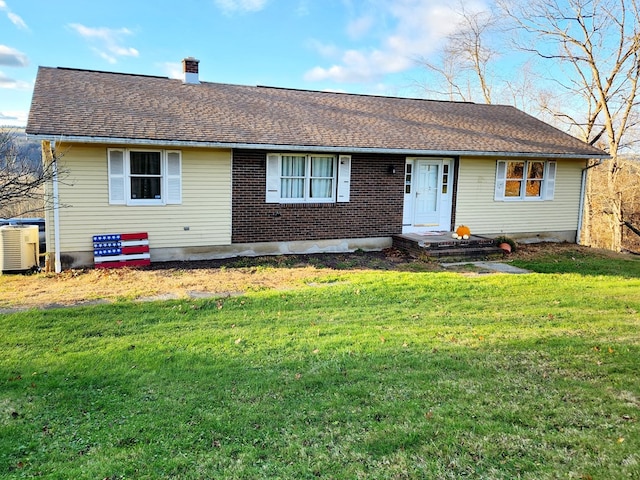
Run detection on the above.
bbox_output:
[456,225,471,237]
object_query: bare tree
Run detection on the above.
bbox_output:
[499,0,640,250]
[416,3,501,104]
[0,131,66,218]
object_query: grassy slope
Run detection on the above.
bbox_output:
[1,254,640,478]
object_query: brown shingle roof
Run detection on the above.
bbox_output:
[26,66,605,157]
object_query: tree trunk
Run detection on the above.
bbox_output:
[608,159,624,252]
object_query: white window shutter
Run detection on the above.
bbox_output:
[544,161,556,200]
[265,154,281,203]
[166,151,182,204]
[337,155,351,203]
[108,149,126,204]
[494,160,506,201]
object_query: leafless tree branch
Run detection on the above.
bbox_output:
[0,131,69,218]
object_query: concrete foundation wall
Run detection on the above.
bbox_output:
[58,237,393,269]
[483,230,577,244]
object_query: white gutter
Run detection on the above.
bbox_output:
[27,134,610,160]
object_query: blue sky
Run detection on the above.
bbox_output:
[0,0,490,127]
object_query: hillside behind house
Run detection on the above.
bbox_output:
[0,127,44,218]
[0,126,42,170]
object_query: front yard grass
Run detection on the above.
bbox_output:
[1,246,639,478]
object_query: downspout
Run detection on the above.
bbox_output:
[52,149,61,273]
[576,159,603,245]
[43,140,61,273]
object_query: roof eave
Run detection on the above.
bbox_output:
[26,133,610,160]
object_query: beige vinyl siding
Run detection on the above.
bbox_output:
[455,157,585,234]
[55,144,232,253]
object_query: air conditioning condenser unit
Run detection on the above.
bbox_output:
[0,225,40,273]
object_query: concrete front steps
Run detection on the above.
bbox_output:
[392,232,504,260]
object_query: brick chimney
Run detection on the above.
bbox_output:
[182,57,200,84]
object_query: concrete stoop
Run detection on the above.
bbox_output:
[392,232,504,260]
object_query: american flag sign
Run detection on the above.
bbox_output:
[93,232,150,269]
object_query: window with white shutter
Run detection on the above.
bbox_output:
[337,155,351,203]
[265,153,350,203]
[265,154,281,203]
[543,161,556,200]
[494,160,507,201]
[166,151,182,204]
[108,149,126,204]
[108,149,182,206]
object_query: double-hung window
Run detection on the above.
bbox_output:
[266,153,351,203]
[108,149,182,205]
[495,160,556,201]
[130,151,162,200]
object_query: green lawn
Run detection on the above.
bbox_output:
[2,253,640,479]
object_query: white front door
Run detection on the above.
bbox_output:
[414,161,440,225]
[402,158,453,233]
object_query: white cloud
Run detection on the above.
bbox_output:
[214,0,268,14]
[346,14,374,40]
[7,11,26,29]
[158,61,183,79]
[296,0,310,16]
[0,109,28,126]
[305,39,341,59]
[0,1,28,30]
[0,70,30,89]
[68,23,139,64]
[0,112,18,121]
[305,0,488,84]
[0,45,28,67]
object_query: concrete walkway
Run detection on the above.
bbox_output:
[440,261,531,274]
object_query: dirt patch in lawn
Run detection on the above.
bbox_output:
[0,243,596,312]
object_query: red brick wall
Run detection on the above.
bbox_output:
[231,149,405,243]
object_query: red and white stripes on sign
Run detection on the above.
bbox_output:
[93,232,150,269]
